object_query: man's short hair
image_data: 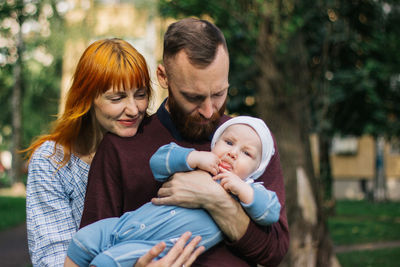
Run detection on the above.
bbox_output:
[163,18,228,68]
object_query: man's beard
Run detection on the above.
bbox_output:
[167,91,226,142]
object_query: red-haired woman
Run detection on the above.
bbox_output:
[25,39,201,267]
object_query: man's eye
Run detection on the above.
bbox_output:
[213,92,225,97]
[187,96,200,102]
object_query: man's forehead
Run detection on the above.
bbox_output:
[180,85,228,96]
[166,46,229,74]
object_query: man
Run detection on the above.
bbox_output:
[81,18,289,266]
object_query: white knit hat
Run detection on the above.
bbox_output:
[211,116,275,182]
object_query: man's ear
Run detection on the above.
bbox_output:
[156,64,168,89]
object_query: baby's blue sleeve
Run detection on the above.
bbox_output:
[241,183,281,226]
[150,142,195,182]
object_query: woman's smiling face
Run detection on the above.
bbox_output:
[93,87,149,137]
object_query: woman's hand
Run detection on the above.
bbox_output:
[134,232,205,267]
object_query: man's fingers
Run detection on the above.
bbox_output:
[156,187,172,198]
[160,180,173,188]
[151,197,171,205]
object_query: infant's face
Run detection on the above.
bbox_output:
[213,124,262,179]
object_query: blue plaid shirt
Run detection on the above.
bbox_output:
[26,141,89,266]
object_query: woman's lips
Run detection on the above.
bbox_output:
[118,118,137,127]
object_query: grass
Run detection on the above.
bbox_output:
[0,196,26,231]
[328,200,400,245]
[329,200,400,267]
[336,247,400,267]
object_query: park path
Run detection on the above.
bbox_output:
[334,240,400,253]
[0,184,31,266]
[0,222,31,267]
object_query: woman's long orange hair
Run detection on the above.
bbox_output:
[25,38,152,166]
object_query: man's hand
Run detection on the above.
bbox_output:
[152,170,224,209]
[134,232,204,267]
[152,170,250,241]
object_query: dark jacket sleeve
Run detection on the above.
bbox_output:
[80,134,123,228]
[226,138,289,266]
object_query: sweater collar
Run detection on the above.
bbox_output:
[156,98,184,141]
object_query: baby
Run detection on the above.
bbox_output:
[66,116,281,267]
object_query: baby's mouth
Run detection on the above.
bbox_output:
[219,161,232,171]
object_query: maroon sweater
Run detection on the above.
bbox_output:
[81,103,289,266]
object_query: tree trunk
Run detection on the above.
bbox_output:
[254,12,335,267]
[373,135,386,202]
[11,10,23,185]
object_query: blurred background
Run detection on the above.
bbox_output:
[0,0,399,266]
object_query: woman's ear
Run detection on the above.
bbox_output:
[156,64,168,89]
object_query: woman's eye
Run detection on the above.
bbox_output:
[110,97,122,102]
[135,88,148,99]
[136,93,147,99]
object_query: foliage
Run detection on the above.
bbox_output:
[321,0,400,137]
[328,200,400,245]
[0,172,12,188]
[0,196,26,231]
[0,0,66,151]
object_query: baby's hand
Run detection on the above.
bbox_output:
[187,151,220,175]
[213,170,254,204]
[213,170,243,193]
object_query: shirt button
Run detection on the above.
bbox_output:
[171,210,176,215]
[140,224,145,229]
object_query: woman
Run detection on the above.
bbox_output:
[25,38,202,267]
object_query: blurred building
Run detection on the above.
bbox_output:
[311,135,400,200]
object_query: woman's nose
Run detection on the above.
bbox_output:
[125,99,139,116]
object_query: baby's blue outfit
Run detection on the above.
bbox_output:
[67,143,281,267]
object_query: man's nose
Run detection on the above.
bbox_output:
[198,98,214,119]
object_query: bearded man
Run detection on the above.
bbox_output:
[81,18,289,267]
